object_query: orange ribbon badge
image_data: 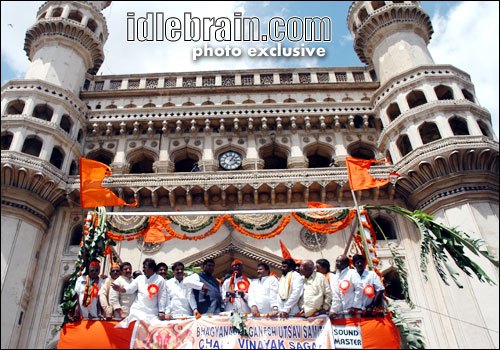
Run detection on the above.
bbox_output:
[363,285,375,298]
[148,284,159,299]
[339,280,350,295]
[91,285,99,298]
[237,280,249,293]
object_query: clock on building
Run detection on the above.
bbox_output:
[219,151,242,170]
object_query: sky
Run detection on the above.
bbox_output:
[1,1,498,136]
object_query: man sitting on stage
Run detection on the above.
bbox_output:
[299,260,332,317]
[109,262,136,319]
[112,258,168,327]
[164,262,200,319]
[222,260,251,314]
[74,260,104,320]
[330,254,363,318]
[248,263,279,317]
[277,258,304,318]
[352,254,386,315]
[184,259,223,315]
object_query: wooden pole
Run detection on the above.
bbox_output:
[351,190,374,271]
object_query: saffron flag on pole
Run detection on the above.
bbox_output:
[280,240,302,265]
[345,156,400,191]
[80,157,138,208]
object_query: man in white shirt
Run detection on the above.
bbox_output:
[352,254,385,314]
[222,259,251,314]
[74,260,104,320]
[109,262,136,319]
[299,260,332,317]
[329,255,363,318]
[112,258,167,327]
[164,262,200,319]
[277,259,304,318]
[248,263,279,317]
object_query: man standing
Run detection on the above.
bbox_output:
[98,263,122,320]
[277,259,304,318]
[164,262,200,319]
[222,260,251,314]
[352,254,385,314]
[156,262,168,280]
[248,263,279,317]
[74,260,104,320]
[299,260,332,317]
[109,262,136,319]
[112,258,167,327]
[329,255,363,318]
[184,259,223,315]
[315,259,333,283]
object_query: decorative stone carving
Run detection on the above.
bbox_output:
[300,227,327,250]
[136,237,162,254]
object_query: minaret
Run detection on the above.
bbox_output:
[348,1,434,84]
[348,2,498,348]
[1,2,109,348]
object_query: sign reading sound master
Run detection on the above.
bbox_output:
[332,325,363,349]
[132,315,333,349]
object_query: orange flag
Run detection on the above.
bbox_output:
[143,216,173,243]
[280,240,302,265]
[80,158,138,208]
[345,156,400,191]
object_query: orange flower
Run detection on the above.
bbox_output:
[195,313,202,319]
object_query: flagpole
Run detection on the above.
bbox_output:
[350,189,374,271]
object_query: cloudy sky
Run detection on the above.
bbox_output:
[1,1,498,136]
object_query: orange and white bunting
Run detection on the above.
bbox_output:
[339,280,350,295]
[147,284,159,299]
[363,285,375,298]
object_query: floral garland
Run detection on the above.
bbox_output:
[292,209,356,234]
[232,214,282,230]
[163,215,225,241]
[168,215,214,233]
[294,209,350,225]
[225,215,291,239]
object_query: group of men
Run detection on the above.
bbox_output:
[73,253,385,324]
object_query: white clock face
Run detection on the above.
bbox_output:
[219,151,242,170]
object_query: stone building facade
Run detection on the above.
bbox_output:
[1,1,498,348]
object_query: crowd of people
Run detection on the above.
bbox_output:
[72,254,385,324]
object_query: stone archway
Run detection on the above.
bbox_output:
[182,235,282,279]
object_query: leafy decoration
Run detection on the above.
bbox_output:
[387,299,425,349]
[229,311,249,336]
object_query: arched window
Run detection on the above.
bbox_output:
[68,10,83,23]
[21,136,43,157]
[69,160,78,175]
[260,143,289,169]
[449,116,469,136]
[434,85,454,100]
[69,225,83,246]
[86,150,113,166]
[348,142,375,160]
[406,90,427,109]
[358,7,368,22]
[307,153,331,168]
[86,18,97,32]
[477,120,492,138]
[462,89,474,103]
[419,122,441,144]
[49,147,65,169]
[51,7,63,17]
[2,132,13,150]
[372,216,397,240]
[386,103,401,122]
[130,155,155,174]
[7,100,25,114]
[60,115,73,134]
[33,104,53,121]
[371,1,386,11]
[175,157,199,172]
[397,134,412,157]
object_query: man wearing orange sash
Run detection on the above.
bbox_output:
[112,258,167,327]
[222,260,251,314]
[74,260,104,320]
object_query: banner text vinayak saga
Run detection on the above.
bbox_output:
[126,12,332,61]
